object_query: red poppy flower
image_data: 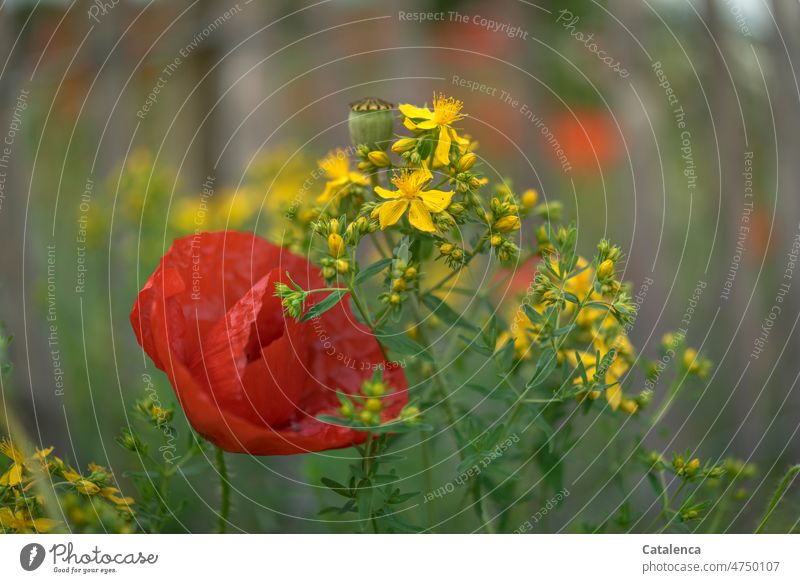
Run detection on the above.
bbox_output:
[130,231,407,455]
[553,108,620,173]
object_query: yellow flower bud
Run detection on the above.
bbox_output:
[336,259,350,274]
[400,406,421,423]
[328,233,345,258]
[490,234,502,247]
[365,398,383,412]
[365,381,386,396]
[339,403,353,418]
[329,218,340,234]
[359,410,374,424]
[686,458,701,475]
[391,137,416,154]
[392,278,406,292]
[367,151,391,167]
[597,259,615,280]
[683,348,698,370]
[521,189,538,209]
[389,293,402,305]
[493,215,521,233]
[456,152,477,172]
[620,399,638,415]
[439,243,454,255]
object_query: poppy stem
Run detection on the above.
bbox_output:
[215,446,230,533]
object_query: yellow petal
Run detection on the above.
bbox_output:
[408,200,436,233]
[403,117,420,131]
[374,186,401,200]
[606,385,623,411]
[419,189,453,213]
[348,172,369,185]
[416,119,439,130]
[0,507,16,528]
[316,177,348,203]
[34,447,54,460]
[30,518,59,533]
[399,103,433,120]
[378,199,409,229]
[435,126,452,166]
[62,468,81,482]
[0,439,25,464]
[0,464,23,487]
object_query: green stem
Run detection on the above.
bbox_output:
[657,481,687,533]
[755,464,800,533]
[473,479,497,534]
[423,234,488,296]
[215,446,230,534]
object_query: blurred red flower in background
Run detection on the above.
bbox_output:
[553,108,620,173]
[130,231,407,455]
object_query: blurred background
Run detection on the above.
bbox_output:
[1,0,799,532]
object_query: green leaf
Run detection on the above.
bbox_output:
[301,289,348,322]
[375,332,432,362]
[522,304,543,324]
[527,348,557,388]
[460,334,494,356]
[382,515,423,533]
[574,351,589,385]
[422,294,479,332]
[552,323,574,337]
[321,477,351,498]
[494,337,516,372]
[355,258,392,284]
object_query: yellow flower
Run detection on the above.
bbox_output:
[399,94,466,166]
[34,447,54,461]
[75,480,100,496]
[605,385,623,411]
[374,168,453,233]
[0,439,25,487]
[100,487,135,507]
[219,188,258,228]
[566,350,633,412]
[0,507,58,533]
[317,149,368,204]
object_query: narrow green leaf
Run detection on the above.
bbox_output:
[321,477,351,498]
[375,332,432,361]
[422,294,479,332]
[527,348,557,388]
[522,304,543,324]
[301,289,347,322]
[355,258,392,284]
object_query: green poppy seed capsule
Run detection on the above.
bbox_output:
[348,97,395,150]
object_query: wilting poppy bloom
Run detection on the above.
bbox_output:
[130,231,407,455]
